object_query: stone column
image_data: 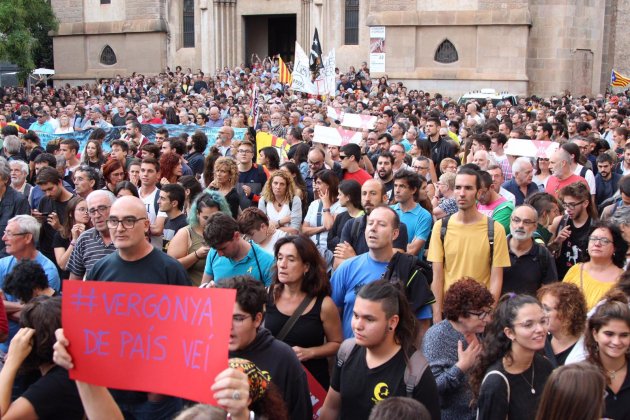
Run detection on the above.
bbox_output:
[301,0,312,49]
[213,0,237,69]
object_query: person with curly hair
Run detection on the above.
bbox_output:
[159,152,183,185]
[470,294,553,420]
[563,221,627,310]
[265,235,343,389]
[0,296,84,419]
[584,291,630,420]
[209,156,240,218]
[422,278,494,420]
[537,282,588,367]
[167,190,231,286]
[3,260,59,304]
[258,170,302,234]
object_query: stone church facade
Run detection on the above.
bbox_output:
[51,0,629,97]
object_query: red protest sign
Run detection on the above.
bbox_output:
[62,280,236,404]
[304,366,327,419]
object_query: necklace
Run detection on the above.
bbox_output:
[607,361,627,381]
[521,363,536,395]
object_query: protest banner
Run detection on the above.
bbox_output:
[34,125,247,155]
[313,125,362,147]
[62,280,236,404]
[327,106,344,122]
[340,113,377,130]
[291,42,336,97]
[256,132,290,160]
[504,139,559,158]
[304,366,327,419]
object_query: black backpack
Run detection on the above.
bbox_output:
[380,252,435,314]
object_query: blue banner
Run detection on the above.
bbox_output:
[36,124,247,154]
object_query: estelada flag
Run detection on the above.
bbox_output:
[278,56,293,85]
[611,70,630,88]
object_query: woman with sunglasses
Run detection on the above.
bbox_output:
[563,221,627,310]
[422,278,494,420]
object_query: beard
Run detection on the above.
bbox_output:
[512,229,533,240]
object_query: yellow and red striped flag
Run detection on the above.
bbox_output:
[611,70,630,88]
[278,56,293,85]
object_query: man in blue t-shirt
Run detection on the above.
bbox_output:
[201,212,274,287]
[0,215,60,352]
[390,170,432,260]
[331,206,400,338]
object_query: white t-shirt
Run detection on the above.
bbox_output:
[140,187,167,249]
[574,164,596,195]
[304,200,344,247]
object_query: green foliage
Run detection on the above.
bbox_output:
[0,0,58,81]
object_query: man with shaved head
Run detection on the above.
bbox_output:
[206,106,224,128]
[86,195,191,418]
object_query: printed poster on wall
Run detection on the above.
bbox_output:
[369,26,386,73]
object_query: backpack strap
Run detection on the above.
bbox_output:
[336,338,357,367]
[481,370,510,407]
[439,214,452,262]
[536,244,549,281]
[579,165,588,178]
[403,350,430,398]
[487,216,495,264]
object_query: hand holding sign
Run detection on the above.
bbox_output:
[62,280,236,404]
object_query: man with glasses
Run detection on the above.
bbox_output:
[67,191,117,280]
[548,182,594,278]
[306,147,327,203]
[502,205,557,295]
[28,107,54,134]
[389,143,409,174]
[217,276,312,420]
[0,215,60,353]
[87,195,191,418]
[236,140,267,209]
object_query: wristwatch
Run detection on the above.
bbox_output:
[322,208,331,213]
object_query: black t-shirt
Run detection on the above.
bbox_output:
[331,345,441,420]
[556,217,592,279]
[163,214,188,252]
[21,366,85,420]
[543,334,575,367]
[477,353,553,420]
[238,164,268,208]
[37,195,74,266]
[88,247,192,286]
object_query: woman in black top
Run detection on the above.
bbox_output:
[470,294,553,420]
[327,180,362,253]
[584,292,630,420]
[265,235,343,388]
[537,282,587,367]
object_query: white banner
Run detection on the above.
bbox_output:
[327,106,344,121]
[341,113,377,130]
[313,125,362,147]
[504,139,559,158]
[291,42,336,97]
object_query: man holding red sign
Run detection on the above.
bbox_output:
[85,196,192,419]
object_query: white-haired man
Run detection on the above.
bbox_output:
[501,157,538,205]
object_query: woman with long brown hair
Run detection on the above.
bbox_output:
[53,196,91,271]
[584,292,630,420]
[258,170,302,235]
[266,235,343,389]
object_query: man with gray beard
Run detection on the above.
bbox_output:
[502,205,557,294]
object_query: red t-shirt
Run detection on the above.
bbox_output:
[343,168,372,185]
[545,174,588,198]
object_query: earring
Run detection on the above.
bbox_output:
[389,327,394,331]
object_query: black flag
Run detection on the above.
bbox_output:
[309,28,324,81]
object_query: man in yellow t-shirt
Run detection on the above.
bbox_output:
[428,167,511,323]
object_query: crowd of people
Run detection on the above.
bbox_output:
[0,57,629,419]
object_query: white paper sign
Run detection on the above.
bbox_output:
[369,27,386,73]
[291,43,336,97]
[313,125,362,146]
[341,113,377,130]
[504,139,559,158]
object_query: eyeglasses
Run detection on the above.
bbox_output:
[76,207,89,214]
[467,309,491,320]
[538,158,550,162]
[413,165,429,171]
[232,314,251,324]
[510,216,537,226]
[588,236,613,245]
[88,205,110,216]
[513,317,549,330]
[561,200,585,210]
[3,231,28,239]
[237,149,253,154]
[106,216,147,229]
